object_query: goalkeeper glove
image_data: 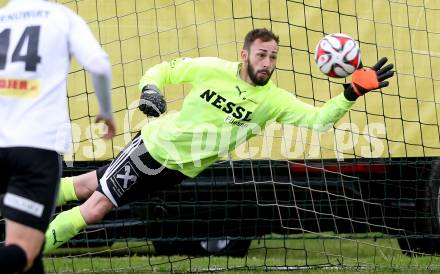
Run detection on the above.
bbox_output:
[138,84,167,117]
[344,57,394,101]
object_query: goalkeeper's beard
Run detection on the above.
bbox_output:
[247,63,274,86]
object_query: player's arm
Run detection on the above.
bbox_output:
[138,57,201,90]
[66,10,115,139]
[137,57,205,116]
[274,57,394,131]
[89,58,115,139]
[274,91,354,131]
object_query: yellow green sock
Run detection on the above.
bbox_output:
[44,206,87,253]
[56,177,78,206]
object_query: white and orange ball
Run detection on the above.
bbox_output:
[314,33,361,78]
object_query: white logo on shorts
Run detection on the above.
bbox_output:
[116,165,137,189]
[3,193,44,217]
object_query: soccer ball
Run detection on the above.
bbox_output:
[314,33,361,78]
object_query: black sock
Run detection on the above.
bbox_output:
[22,243,45,274]
[0,244,27,273]
[22,254,44,274]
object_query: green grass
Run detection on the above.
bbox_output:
[44,233,440,273]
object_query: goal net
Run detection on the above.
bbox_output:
[1,0,439,272]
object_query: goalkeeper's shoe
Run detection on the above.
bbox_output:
[44,206,86,253]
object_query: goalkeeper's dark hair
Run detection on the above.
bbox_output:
[243,28,279,51]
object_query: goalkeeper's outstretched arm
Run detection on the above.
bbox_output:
[274,57,394,131]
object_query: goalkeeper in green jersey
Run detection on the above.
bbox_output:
[44,28,394,253]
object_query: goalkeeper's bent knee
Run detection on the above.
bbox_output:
[56,177,78,206]
[44,206,86,253]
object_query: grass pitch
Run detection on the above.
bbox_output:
[45,233,440,273]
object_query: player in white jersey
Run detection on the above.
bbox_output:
[0,0,116,273]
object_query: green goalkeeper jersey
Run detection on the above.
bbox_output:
[140,57,354,178]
